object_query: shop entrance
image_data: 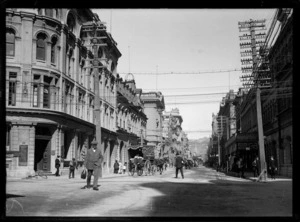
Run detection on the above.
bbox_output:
[34,138,51,171]
[34,126,52,172]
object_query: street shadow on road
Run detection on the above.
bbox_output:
[137,176,293,217]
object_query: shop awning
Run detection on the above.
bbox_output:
[225,133,258,148]
[128,145,142,150]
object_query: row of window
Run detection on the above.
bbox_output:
[7,27,116,95]
[262,100,277,124]
[6,28,58,63]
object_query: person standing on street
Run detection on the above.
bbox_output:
[252,156,259,177]
[236,158,242,178]
[174,153,184,179]
[239,157,245,178]
[118,161,123,174]
[123,162,127,174]
[69,158,77,179]
[82,140,103,191]
[269,156,277,179]
[114,160,119,174]
[55,156,61,176]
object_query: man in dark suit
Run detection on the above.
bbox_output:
[82,140,103,191]
[175,152,184,179]
[55,156,61,176]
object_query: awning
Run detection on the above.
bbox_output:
[225,133,258,148]
[128,145,142,150]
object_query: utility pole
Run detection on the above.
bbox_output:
[256,86,267,181]
[82,20,108,178]
[239,19,269,182]
[217,133,220,166]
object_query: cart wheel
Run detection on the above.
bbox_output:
[138,169,143,176]
[131,168,135,176]
[151,166,156,175]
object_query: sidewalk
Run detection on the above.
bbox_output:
[6,167,130,182]
[218,168,292,182]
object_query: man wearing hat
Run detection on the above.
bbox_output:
[82,139,103,191]
[55,155,61,176]
[174,152,184,179]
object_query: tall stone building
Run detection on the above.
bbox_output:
[116,74,147,163]
[5,8,121,177]
[140,91,165,158]
[262,8,293,177]
[162,108,192,164]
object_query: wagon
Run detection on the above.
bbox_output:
[128,157,144,176]
[143,158,156,176]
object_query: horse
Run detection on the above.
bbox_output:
[154,158,165,175]
[143,159,152,176]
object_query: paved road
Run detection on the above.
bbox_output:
[5,165,292,217]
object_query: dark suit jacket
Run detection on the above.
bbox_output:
[84,148,103,170]
[175,155,183,168]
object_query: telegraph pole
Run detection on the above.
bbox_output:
[82,20,108,178]
[238,19,269,182]
[217,133,220,166]
[256,86,267,181]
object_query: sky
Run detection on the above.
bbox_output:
[93,9,276,140]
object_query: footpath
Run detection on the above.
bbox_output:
[213,167,292,182]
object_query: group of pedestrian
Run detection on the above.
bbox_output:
[113,160,127,174]
[55,156,78,179]
[228,155,277,180]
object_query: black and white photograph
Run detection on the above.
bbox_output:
[3,6,295,219]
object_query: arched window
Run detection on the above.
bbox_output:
[45,9,53,17]
[6,28,15,56]
[36,33,47,61]
[67,13,75,32]
[51,37,57,64]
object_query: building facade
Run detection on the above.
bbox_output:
[6,8,121,177]
[115,74,147,162]
[162,108,185,163]
[140,91,165,158]
[262,8,293,177]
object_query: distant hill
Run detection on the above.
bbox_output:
[189,137,209,160]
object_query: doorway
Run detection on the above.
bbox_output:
[34,139,51,171]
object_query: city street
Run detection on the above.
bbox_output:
[6,165,292,217]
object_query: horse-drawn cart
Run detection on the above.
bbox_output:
[128,156,144,176]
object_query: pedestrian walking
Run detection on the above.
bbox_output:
[55,156,61,176]
[123,162,127,174]
[252,156,259,177]
[114,160,119,174]
[174,153,184,179]
[69,158,77,179]
[269,156,277,179]
[239,157,245,178]
[81,140,103,191]
[236,158,245,178]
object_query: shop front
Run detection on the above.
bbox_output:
[225,133,258,171]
